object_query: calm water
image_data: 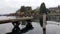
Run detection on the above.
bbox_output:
[0,16,60,34]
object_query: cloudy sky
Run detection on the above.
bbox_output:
[0,0,59,14]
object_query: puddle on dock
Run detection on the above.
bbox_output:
[0,21,60,34]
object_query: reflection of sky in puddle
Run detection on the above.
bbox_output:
[0,21,60,34]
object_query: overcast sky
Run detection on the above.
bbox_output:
[0,0,59,14]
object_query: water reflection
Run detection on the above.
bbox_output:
[20,24,33,33]
[7,25,21,34]
[6,23,34,34]
[0,21,59,34]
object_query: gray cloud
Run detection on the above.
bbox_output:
[0,0,59,14]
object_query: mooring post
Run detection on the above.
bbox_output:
[43,13,46,34]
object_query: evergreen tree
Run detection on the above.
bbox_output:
[39,2,47,27]
[20,6,26,12]
[40,2,47,14]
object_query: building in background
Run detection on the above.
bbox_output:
[48,5,60,13]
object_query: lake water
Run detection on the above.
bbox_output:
[0,16,60,34]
